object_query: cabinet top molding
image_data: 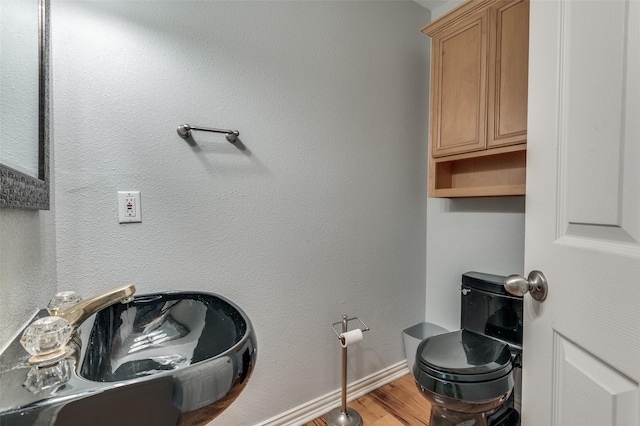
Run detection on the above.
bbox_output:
[422,0,507,35]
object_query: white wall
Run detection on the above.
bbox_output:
[425,198,526,330]
[52,1,430,424]
[424,0,526,331]
[0,206,57,348]
[430,0,465,20]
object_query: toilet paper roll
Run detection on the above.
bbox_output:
[339,329,363,348]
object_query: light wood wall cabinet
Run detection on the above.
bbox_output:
[423,0,529,197]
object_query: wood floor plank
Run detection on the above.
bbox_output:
[372,414,406,426]
[303,374,431,426]
[350,396,390,421]
[367,375,430,425]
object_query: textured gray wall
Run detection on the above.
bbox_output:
[52,2,430,424]
[0,209,57,348]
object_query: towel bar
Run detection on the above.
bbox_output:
[177,124,239,143]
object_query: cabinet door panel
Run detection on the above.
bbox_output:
[431,11,488,157]
[488,0,529,147]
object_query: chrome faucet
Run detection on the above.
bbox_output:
[52,284,136,330]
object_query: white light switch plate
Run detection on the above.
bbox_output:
[117,191,141,223]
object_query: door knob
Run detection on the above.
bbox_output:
[504,270,548,301]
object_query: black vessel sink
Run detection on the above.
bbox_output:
[78,292,256,414]
[0,291,256,426]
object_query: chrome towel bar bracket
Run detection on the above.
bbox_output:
[177,124,240,143]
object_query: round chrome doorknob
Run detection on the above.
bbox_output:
[504,270,548,301]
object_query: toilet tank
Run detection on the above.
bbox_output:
[461,272,523,347]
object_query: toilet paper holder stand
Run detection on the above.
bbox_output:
[331,315,370,342]
[327,315,370,426]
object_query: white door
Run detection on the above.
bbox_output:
[523,0,640,425]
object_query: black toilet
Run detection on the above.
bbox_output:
[413,272,523,426]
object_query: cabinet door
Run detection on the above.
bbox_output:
[487,0,529,148]
[430,10,488,157]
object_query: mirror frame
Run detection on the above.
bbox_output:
[0,0,50,210]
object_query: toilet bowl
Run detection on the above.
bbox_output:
[414,330,515,426]
[409,272,523,426]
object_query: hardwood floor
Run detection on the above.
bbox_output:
[303,374,431,426]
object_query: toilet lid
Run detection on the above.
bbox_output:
[415,330,513,383]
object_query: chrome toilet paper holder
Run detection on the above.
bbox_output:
[331,316,370,342]
[327,315,370,426]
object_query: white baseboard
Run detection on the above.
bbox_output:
[256,361,410,426]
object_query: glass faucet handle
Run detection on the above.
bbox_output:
[24,358,72,394]
[47,290,82,315]
[20,316,73,365]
